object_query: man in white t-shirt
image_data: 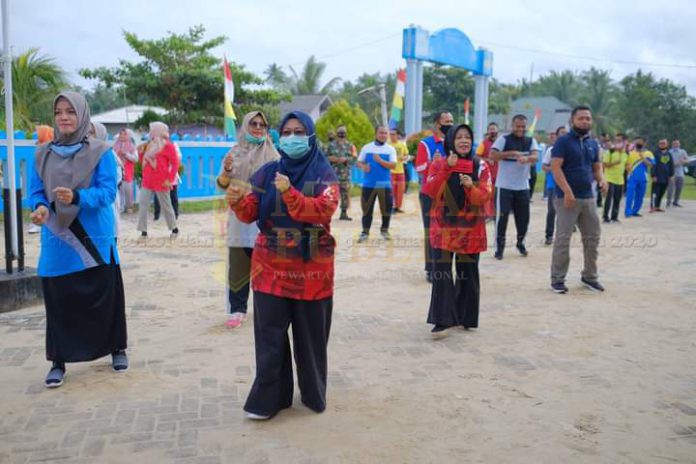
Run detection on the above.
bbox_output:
[356,126,397,242]
[490,114,540,260]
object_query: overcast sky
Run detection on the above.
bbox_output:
[8,0,696,95]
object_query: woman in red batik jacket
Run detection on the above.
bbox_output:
[226,110,339,420]
[422,124,492,339]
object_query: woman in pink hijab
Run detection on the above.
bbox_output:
[136,122,179,238]
[113,128,138,213]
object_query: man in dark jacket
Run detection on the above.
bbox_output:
[650,139,675,213]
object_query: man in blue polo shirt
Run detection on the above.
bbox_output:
[357,126,397,243]
[550,105,608,294]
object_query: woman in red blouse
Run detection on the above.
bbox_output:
[227,111,339,420]
[422,124,492,338]
[136,122,180,239]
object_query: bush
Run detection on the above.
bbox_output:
[406,129,433,156]
[315,100,375,151]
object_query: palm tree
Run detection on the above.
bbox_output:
[530,70,580,106]
[288,56,341,95]
[1,48,67,130]
[579,67,617,135]
[264,63,290,91]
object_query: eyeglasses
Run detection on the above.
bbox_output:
[281,129,306,136]
[248,121,267,129]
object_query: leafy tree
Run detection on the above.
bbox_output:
[83,84,131,115]
[422,65,475,123]
[615,70,696,151]
[315,100,374,150]
[332,72,397,127]
[0,48,67,130]
[80,25,288,126]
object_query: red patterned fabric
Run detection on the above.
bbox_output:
[423,156,491,254]
[232,184,339,300]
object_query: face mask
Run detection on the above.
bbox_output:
[375,140,385,146]
[635,143,644,150]
[337,133,346,138]
[573,126,589,136]
[244,133,265,145]
[439,125,453,136]
[279,135,310,159]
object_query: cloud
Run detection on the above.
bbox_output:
[8,0,696,94]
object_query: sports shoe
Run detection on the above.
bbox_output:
[339,211,352,221]
[357,232,369,243]
[550,282,568,294]
[112,351,129,372]
[225,312,246,328]
[246,412,271,421]
[581,278,605,293]
[544,237,553,246]
[673,203,683,207]
[27,224,41,234]
[45,364,65,388]
[431,325,450,339]
[494,251,503,260]
[611,219,621,224]
[380,230,392,241]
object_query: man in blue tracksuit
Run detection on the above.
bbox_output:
[625,137,655,218]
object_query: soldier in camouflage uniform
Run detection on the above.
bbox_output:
[326,125,357,220]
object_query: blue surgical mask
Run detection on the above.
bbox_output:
[245,133,265,145]
[279,135,310,159]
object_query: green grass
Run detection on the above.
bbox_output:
[534,170,696,200]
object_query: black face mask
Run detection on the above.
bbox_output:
[573,126,590,136]
[439,124,453,137]
[636,143,644,150]
[375,140,385,146]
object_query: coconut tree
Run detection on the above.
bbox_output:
[1,48,67,130]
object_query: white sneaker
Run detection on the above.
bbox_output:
[246,412,271,420]
[27,224,41,234]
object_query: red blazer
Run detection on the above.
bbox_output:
[232,184,340,301]
[422,157,492,254]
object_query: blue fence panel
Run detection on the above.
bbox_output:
[0,140,235,212]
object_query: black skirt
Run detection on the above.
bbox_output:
[42,264,127,363]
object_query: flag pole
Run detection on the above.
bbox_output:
[2,0,19,271]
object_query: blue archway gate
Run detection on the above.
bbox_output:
[402,25,493,143]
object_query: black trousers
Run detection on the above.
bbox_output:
[427,249,480,328]
[603,183,623,221]
[596,183,603,207]
[545,188,556,240]
[419,192,436,275]
[244,292,333,417]
[227,247,253,314]
[361,187,393,233]
[651,182,668,209]
[154,186,179,220]
[528,169,537,200]
[495,188,530,253]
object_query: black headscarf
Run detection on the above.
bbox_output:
[442,124,479,225]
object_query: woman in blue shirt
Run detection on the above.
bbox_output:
[29,91,128,388]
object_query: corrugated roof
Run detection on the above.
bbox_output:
[279,95,332,118]
[489,96,571,134]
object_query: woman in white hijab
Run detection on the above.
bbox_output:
[217,111,279,328]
